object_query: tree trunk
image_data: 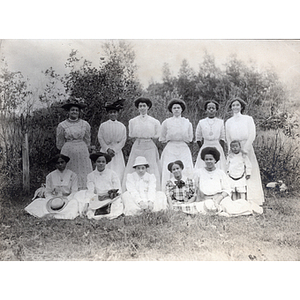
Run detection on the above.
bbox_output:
[22,132,30,194]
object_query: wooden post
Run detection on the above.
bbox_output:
[21,114,30,194]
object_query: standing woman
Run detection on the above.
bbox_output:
[225,97,264,205]
[56,98,93,190]
[98,99,126,181]
[160,99,194,190]
[122,97,161,191]
[195,100,226,171]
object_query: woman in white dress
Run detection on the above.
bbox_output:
[85,152,124,220]
[195,100,226,171]
[193,147,263,216]
[160,99,194,191]
[98,99,126,181]
[56,98,93,190]
[225,97,264,206]
[122,156,168,216]
[25,154,81,219]
[122,97,161,191]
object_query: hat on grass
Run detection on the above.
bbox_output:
[133,156,149,168]
[46,197,68,213]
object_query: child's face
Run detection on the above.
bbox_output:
[95,156,106,172]
[231,142,241,154]
[135,165,147,177]
[171,163,182,179]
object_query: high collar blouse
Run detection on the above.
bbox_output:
[129,114,161,139]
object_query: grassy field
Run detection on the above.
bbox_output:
[0,190,300,261]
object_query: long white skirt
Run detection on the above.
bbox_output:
[122,191,168,216]
[194,139,226,172]
[61,141,93,190]
[161,141,194,192]
[122,139,161,191]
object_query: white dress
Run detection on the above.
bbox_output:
[193,168,263,216]
[85,168,124,220]
[225,113,264,205]
[195,117,226,171]
[98,119,126,181]
[160,116,194,191]
[24,169,81,219]
[56,119,93,190]
[122,115,161,191]
[122,172,168,216]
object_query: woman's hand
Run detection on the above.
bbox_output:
[107,148,115,157]
[246,175,251,180]
[186,195,196,203]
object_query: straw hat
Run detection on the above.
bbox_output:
[89,191,120,210]
[133,156,149,168]
[46,197,68,213]
[167,98,186,112]
[134,97,152,109]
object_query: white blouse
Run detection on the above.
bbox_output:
[98,120,126,153]
[126,172,156,202]
[159,116,193,143]
[196,117,225,142]
[86,168,121,196]
[56,119,91,149]
[45,169,78,199]
[194,168,231,196]
[129,115,161,139]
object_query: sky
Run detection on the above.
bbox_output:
[1,39,300,93]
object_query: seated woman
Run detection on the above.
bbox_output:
[165,160,198,214]
[122,156,168,216]
[85,152,124,220]
[25,154,80,219]
[193,147,263,216]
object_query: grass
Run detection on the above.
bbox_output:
[1,191,300,261]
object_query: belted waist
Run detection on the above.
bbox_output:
[136,138,153,144]
[65,139,84,143]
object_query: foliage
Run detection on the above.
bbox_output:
[254,130,300,192]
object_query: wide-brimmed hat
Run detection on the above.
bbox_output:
[89,152,112,163]
[204,100,219,111]
[46,197,68,213]
[48,154,70,165]
[134,97,152,109]
[167,160,184,172]
[61,97,87,110]
[105,98,125,112]
[200,147,220,162]
[228,97,247,112]
[133,156,149,168]
[89,192,120,210]
[167,98,186,112]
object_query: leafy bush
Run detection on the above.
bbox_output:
[254,130,300,193]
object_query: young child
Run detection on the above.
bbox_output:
[122,156,167,216]
[226,140,252,200]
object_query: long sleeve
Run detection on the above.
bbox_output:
[126,173,141,200]
[159,120,168,143]
[98,124,109,152]
[111,171,122,192]
[56,123,65,150]
[195,121,203,142]
[185,121,193,143]
[244,155,252,176]
[147,174,157,202]
[83,121,91,147]
[243,116,256,154]
[45,173,54,199]
[112,124,126,154]
[153,119,161,139]
[70,173,79,195]
[219,121,225,141]
[86,172,96,196]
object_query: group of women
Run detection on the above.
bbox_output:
[25,95,265,220]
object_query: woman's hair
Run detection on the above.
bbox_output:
[167,160,184,172]
[200,147,220,162]
[89,152,112,163]
[229,97,247,113]
[49,154,70,164]
[204,100,219,111]
[167,99,186,113]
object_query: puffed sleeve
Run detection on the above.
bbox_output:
[45,173,54,199]
[56,123,65,150]
[159,119,168,143]
[126,173,140,199]
[98,124,109,153]
[83,121,91,147]
[243,116,256,154]
[195,121,203,142]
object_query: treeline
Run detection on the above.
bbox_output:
[0,41,297,196]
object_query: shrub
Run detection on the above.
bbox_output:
[254,130,300,193]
